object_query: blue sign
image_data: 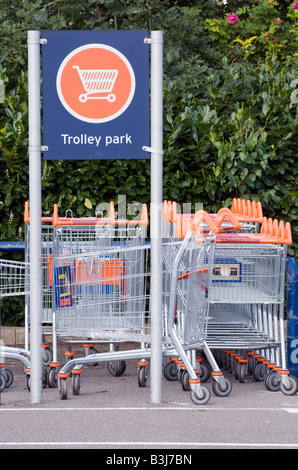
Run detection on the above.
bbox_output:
[41,31,150,160]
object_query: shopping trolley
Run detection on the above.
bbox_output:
[0,259,31,391]
[73,65,118,103]
[45,203,149,386]
[55,224,218,405]
[206,217,298,395]
[24,204,54,365]
[162,199,298,396]
[24,200,116,368]
[162,208,236,398]
[53,236,151,399]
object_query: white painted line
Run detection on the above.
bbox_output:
[1,406,298,412]
[0,441,297,448]
[283,408,298,414]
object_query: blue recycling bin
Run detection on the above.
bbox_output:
[286,257,298,379]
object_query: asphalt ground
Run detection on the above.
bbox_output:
[1,342,298,454]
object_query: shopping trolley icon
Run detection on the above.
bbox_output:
[73,65,118,103]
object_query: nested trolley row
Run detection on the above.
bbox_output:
[162,199,296,396]
[1,197,297,404]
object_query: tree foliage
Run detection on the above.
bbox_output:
[0,0,297,324]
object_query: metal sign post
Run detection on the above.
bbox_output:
[147,31,164,404]
[28,31,43,404]
[27,29,163,405]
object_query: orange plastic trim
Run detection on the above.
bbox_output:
[231,198,263,223]
[71,369,83,375]
[214,207,242,232]
[260,217,292,245]
[24,201,53,224]
[178,267,208,280]
[24,201,30,223]
[138,361,149,367]
[57,373,69,379]
[141,203,149,226]
[211,371,223,376]
[109,200,115,219]
[162,200,174,223]
[189,378,200,384]
[49,362,61,368]
[174,214,182,238]
[52,202,148,227]
[193,210,218,235]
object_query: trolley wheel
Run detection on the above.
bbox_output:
[178,369,185,382]
[199,362,211,383]
[107,360,126,377]
[164,361,178,381]
[280,375,298,396]
[72,374,81,396]
[0,371,6,391]
[42,368,49,388]
[42,347,53,367]
[239,363,247,383]
[59,378,68,400]
[248,356,255,375]
[253,362,266,382]
[181,371,190,391]
[138,366,148,387]
[212,377,232,397]
[26,375,30,392]
[190,385,211,405]
[265,371,280,392]
[26,369,48,391]
[4,369,14,388]
[48,368,58,388]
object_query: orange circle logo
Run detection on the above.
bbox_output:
[56,44,135,123]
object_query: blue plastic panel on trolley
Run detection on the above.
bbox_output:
[212,258,242,283]
[286,257,298,379]
[42,30,150,160]
[54,266,72,308]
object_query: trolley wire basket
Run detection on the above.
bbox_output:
[55,225,220,405]
[0,259,31,392]
[162,199,298,396]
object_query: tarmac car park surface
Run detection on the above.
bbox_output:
[1,342,298,451]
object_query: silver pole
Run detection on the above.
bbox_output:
[28,30,43,404]
[149,31,163,404]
